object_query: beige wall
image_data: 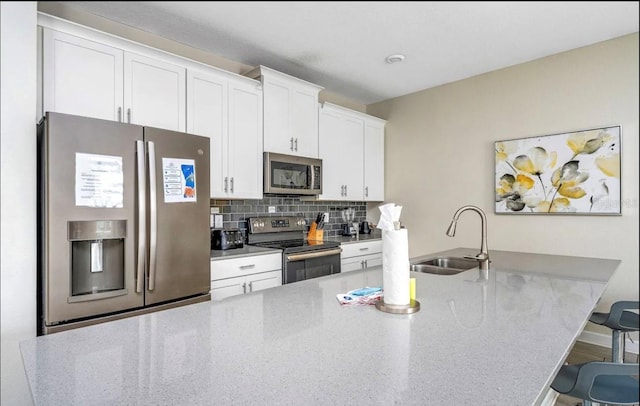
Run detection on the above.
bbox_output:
[367,33,639,337]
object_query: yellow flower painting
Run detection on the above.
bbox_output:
[495,126,621,214]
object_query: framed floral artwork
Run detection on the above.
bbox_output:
[495,125,621,215]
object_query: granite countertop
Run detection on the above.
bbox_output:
[325,231,382,244]
[211,233,381,261]
[20,248,620,405]
[210,245,282,261]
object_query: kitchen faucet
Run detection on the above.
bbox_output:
[446,205,490,271]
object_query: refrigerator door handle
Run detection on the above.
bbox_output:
[147,141,158,291]
[135,140,146,293]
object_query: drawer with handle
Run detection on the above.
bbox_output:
[340,240,382,259]
[211,252,281,280]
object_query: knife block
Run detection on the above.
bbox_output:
[307,222,324,241]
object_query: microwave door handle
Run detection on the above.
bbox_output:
[135,140,146,293]
[310,166,315,191]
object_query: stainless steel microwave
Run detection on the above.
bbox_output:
[264,152,322,195]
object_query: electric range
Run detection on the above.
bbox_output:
[247,216,341,284]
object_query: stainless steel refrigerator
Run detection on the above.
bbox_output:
[37,112,211,335]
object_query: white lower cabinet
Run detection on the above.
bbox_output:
[340,240,382,272]
[210,252,282,300]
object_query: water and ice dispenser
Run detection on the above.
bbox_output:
[68,220,127,298]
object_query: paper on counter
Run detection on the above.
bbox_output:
[336,287,383,305]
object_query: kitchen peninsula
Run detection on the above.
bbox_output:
[20,248,620,405]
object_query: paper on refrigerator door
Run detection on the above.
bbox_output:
[382,228,410,305]
[75,153,124,208]
[162,158,197,203]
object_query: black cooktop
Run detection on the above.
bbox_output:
[251,239,340,253]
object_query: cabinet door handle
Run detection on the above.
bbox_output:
[294,138,298,151]
[341,185,345,196]
[248,281,253,292]
[239,264,256,270]
[117,107,122,122]
[127,108,131,124]
[360,260,365,269]
[242,282,247,294]
[224,177,228,192]
[290,137,294,151]
[230,177,234,193]
[364,260,368,268]
[365,186,369,198]
[359,247,369,251]
[345,185,348,196]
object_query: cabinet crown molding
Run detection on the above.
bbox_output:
[321,102,386,125]
[245,65,324,91]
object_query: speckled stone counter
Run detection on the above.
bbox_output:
[326,231,382,244]
[20,248,620,405]
[210,245,281,261]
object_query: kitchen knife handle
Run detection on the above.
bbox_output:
[147,141,158,291]
[135,140,146,294]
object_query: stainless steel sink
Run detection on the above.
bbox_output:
[410,256,478,275]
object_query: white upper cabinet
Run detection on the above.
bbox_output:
[42,28,123,122]
[42,27,186,132]
[318,103,364,201]
[124,52,185,131]
[187,67,263,199]
[363,117,386,201]
[246,66,323,158]
[227,78,263,198]
[318,103,386,202]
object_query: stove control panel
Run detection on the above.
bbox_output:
[248,217,306,234]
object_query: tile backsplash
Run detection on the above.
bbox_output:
[211,195,369,238]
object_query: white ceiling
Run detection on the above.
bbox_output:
[55,1,639,105]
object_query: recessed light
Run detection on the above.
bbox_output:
[386,54,405,64]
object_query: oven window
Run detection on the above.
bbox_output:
[284,252,341,284]
[271,161,309,190]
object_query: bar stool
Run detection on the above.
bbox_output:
[589,300,639,363]
[551,361,640,405]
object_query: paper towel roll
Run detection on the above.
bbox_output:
[382,228,410,305]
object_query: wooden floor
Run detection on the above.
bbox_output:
[554,341,639,406]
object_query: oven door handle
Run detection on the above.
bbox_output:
[286,248,342,262]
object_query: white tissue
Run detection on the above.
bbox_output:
[377,203,402,231]
[382,228,410,305]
